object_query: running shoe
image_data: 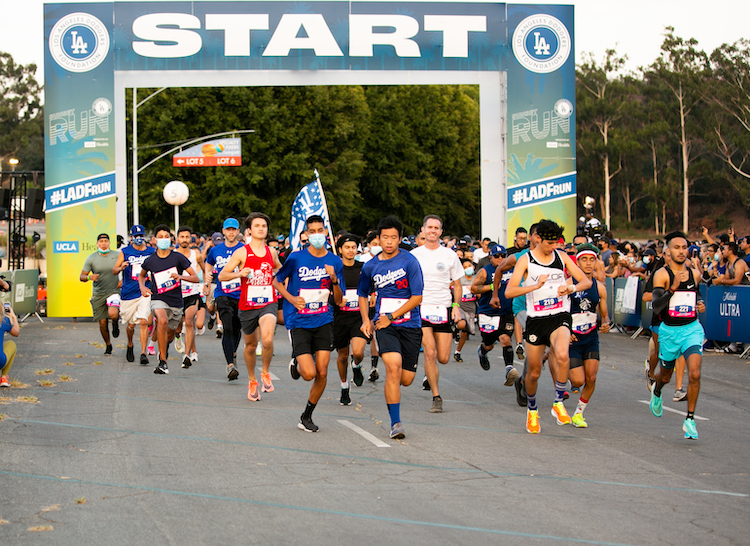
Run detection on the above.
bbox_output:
[112,319,120,338]
[289,358,300,380]
[504,366,519,386]
[174,334,184,354]
[526,409,540,434]
[154,360,169,375]
[182,355,192,369]
[514,376,527,407]
[682,418,698,440]
[256,344,263,356]
[340,388,351,406]
[207,315,216,330]
[563,391,570,401]
[140,353,149,366]
[147,345,156,356]
[571,413,588,428]
[247,380,261,401]
[351,358,364,387]
[453,352,463,363]
[126,345,134,363]
[673,388,687,402]
[0,375,9,388]
[650,389,663,417]
[261,372,274,393]
[390,422,405,439]
[216,324,224,339]
[368,367,379,382]
[516,344,525,361]
[430,397,443,413]
[478,346,490,370]
[551,402,571,425]
[104,344,113,355]
[189,352,198,363]
[196,325,206,336]
[422,376,430,391]
[227,364,239,381]
[298,414,319,432]
[645,359,656,392]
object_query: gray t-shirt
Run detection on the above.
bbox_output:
[82,251,120,296]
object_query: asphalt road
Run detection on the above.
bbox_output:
[1,318,748,545]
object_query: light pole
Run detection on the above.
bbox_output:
[132,87,167,226]
[8,158,18,172]
[6,159,18,265]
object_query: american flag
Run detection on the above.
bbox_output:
[289,172,333,250]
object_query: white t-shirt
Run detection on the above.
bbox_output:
[473,248,489,262]
[411,245,464,307]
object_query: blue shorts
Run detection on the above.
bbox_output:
[658,321,704,363]
[569,332,599,367]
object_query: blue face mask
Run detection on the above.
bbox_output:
[464,267,475,277]
[156,238,172,250]
[714,251,721,261]
[309,233,326,250]
[133,236,145,246]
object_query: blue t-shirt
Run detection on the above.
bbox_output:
[477,263,512,316]
[120,245,156,301]
[357,249,424,329]
[0,316,11,366]
[206,242,244,300]
[275,247,344,330]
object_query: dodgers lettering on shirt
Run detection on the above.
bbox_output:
[357,249,424,328]
[206,242,244,299]
[275,247,344,329]
[120,245,155,301]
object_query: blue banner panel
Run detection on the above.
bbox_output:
[703,285,750,343]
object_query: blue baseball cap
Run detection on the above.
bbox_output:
[223,218,240,230]
[490,244,507,257]
[129,224,145,236]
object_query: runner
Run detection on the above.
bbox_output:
[112,224,155,364]
[175,226,205,369]
[567,243,610,428]
[358,230,382,380]
[410,215,465,413]
[332,233,368,405]
[454,259,478,362]
[138,224,199,375]
[80,233,121,355]
[219,212,282,401]
[358,216,423,439]
[274,215,344,432]
[471,245,519,386]
[505,220,592,434]
[205,218,244,380]
[648,231,706,440]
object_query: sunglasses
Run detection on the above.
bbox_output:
[492,253,507,259]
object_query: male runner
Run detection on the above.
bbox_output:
[274,215,344,431]
[176,226,205,368]
[219,212,282,401]
[454,258,477,362]
[411,214,464,413]
[80,233,121,355]
[648,231,706,440]
[568,243,610,428]
[113,225,155,364]
[139,225,199,374]
[358,216,423,439]
[205,218,244,380]
[358,230,383,381]
[505,220,591,434]
[471,245,518,385]
[332,233,368,405]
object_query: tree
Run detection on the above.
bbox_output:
[0,52,43,172]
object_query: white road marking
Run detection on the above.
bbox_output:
[269,372,280,381]
[638,400,709,421]
[337,420,390,447]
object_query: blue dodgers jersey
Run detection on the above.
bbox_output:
[206,242,244,300]
[357,249,424,328]
[120,245,155,301]
[275,248,344,329]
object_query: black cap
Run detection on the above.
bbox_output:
[97,233,109,241]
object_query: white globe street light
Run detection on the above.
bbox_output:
[163,180,189,235]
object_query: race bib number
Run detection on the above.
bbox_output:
[572,311,597,335]
[668,291,696,318]
[342,288,360,312]
[246,285,273,307]
[380,297,410,325]
[106,294,121,308]
[299,288,329,315]
[421,304,448,324]
[154,268,179,294]
[220,269,241,293]
[478,314,500,333]
[533,283,564,312]
[130,262,142,281]
[461,286,476,302]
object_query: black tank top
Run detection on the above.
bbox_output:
[662,266,699,327]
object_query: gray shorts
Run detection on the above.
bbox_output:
[151,299,183,331]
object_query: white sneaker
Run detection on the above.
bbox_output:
[256,344,263,356]
[190,351,198,362]
[174,334,185,354]
[197,325,206,336]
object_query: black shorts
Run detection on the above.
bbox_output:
[291,323,334,357]
[333,312,367,350]
[479,311,514,346]
[375,326,422,373]
[525,312,572,347]
[183,294,201,311]
[239,303,278,336]
[421,306,453,334]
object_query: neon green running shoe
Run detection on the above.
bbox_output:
[683,418,698,440]
[571,413,588,428]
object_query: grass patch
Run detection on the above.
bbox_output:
[92,361,103,366]
[16,395,39,403]
[28,525,53,532]
[10,379,29,389]
[59,375,75,382]
[64,362,74,366]
[0,517,9,524]
[35,368,55,376]
[75,497,86,504]
[0,414,6,420]
[0,397,11,404]
[37,380,56,387]
[75,354,83,358]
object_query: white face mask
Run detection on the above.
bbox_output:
[369,245,382,255]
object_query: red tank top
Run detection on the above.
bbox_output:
[239,244,275,311]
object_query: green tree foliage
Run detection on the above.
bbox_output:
[0,52,43,172]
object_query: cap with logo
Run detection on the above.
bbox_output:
[130,224,146,237]
[211,232,224,244]
[223,218,240,230]
[490,244,507,256]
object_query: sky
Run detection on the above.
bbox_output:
[1,0,748,81]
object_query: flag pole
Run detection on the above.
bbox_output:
[314,169,337,256]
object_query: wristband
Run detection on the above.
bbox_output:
[88,272,93,280]
[489,283,494,291]
[451,302,459,308]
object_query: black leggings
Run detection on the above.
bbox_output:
[215,296,242,364]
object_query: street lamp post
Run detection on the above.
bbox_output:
[133,87,167,226]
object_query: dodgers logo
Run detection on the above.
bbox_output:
[49,13,110,73]
[512,15,571,74]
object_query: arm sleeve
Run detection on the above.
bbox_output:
[651,287,672,316]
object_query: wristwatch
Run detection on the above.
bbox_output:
[386,313,394,322]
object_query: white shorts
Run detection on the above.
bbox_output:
[120,296,152,324]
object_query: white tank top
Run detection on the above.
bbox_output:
[181,249,200,297]
[524,249,570,318]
